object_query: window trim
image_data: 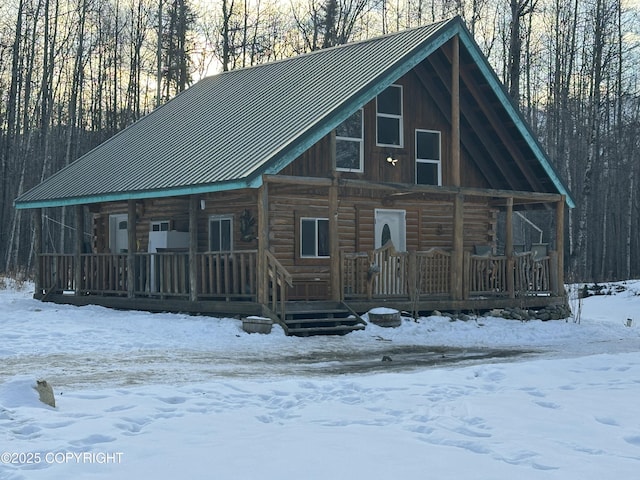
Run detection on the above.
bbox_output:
[415,129,442,186]
[335,109,364,172]
[208,214,233,252]
[376,84,403,148]
[299,217,330,259]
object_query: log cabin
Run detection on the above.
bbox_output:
[15,16,574,335]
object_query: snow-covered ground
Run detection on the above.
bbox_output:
[1,280,639,479]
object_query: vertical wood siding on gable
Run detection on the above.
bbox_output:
[283,64,490,189]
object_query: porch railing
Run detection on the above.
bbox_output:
[39,247,555,304]
[342,246,452,300]
[342,247,554,301]
[40,251,258,300]
[466,253,509,296]
[197,251,257,300]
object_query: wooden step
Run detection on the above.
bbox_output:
[284,317,359,326]
[274,301,366,336]
[287,324,366,336]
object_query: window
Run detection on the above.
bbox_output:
[300,218,329,258]
[376,85,403,147]
[415,129,441,186]
[336,109,364,172]
[209,215,233,252]
[151,221,170,232]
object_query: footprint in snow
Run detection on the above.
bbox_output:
[70,434,116,446]
[595,416,619,426]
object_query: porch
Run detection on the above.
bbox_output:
[36,242,564,319]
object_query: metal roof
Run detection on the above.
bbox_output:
[15,17,574,209]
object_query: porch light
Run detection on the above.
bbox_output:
[386,155,398,166]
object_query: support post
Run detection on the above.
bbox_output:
[452,193,464,299]
[328,129,341,301]
[451,35,460,187]
[555,196,565,295]
[257,183,269,305]
[329,174,341,301]
[127,200,136,298]
[34,208,43,297]
[189,196,198,302]
[74,205,84,294]
[505,197,514,298]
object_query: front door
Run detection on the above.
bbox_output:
[373,209,407,295]
[375,209,406,251]
[109,214,129,253]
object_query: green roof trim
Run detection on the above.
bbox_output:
[18,179,252,210]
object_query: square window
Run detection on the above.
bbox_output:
[377,86,402,115]
[416,162,439,185]
[377,117,401,146]
[300,218,329,258]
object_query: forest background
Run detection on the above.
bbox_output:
[0,0,639,283]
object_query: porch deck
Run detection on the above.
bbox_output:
[37,243,565,319]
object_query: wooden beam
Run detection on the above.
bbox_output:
[452,193,464,300]
[263,174,332,188]
[257,183,269,304]
[338,177,563,204]
[74,205,84,294]
[127,199,136,298]
[556,196,565,294]
[451,35,460,187]
[34,208,42,295]
[329,175,341,301]
[328,129,341,301]
[505,197,514,298]
[189,196,198,302]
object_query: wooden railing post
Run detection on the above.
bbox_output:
[452,193,464,300]
[505,198,514,298]
[408,251,417,302]
[74,205,84,294]
[549,251,559,295]
[555,196,565,295]
[462,250,470,299]
[34,208,43,297]
[189,196,198,302]
[257,183,268,305]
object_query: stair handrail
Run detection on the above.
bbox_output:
[264,250,293,322]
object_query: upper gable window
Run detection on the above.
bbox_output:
[336,109,363,172]
[376,85,403,147]
[415,129,442,186]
